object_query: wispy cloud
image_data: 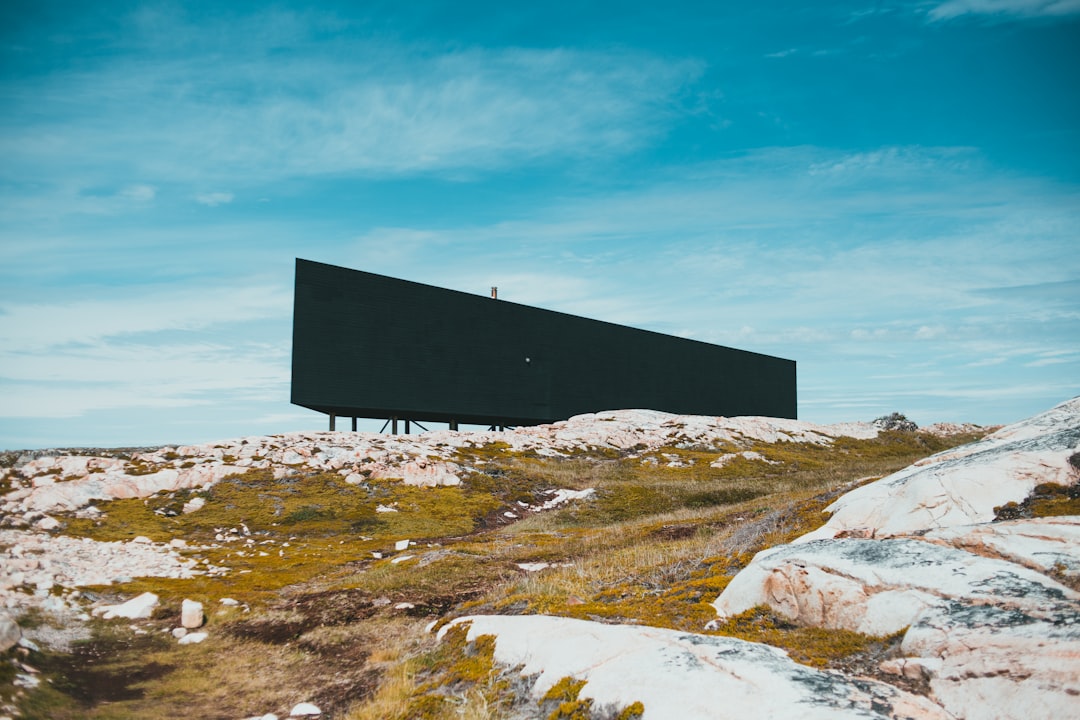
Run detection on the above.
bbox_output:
[0,285,290,352]
[0,284,292,422]
[195,192,234,207]
[0,11,701,197]
[928,0,1080,21]
[0,340,289,419]
[119,184,156,202]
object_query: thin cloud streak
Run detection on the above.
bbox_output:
[0,285,291,352]
[929,0,1080,20]
[1,43,701,192]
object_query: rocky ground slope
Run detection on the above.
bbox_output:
[2,403,1071,719]
[446,398,1078,719]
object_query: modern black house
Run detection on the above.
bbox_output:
[291,258,796,432]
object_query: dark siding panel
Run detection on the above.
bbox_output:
[291,259,797,423]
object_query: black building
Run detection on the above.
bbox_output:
[291,259,796,430]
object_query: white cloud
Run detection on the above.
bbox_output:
[0,39,701,189]
[0,343,288,419]
[929,0,1080,20]
[195,192,234,206]
[119,184,156,202]
[915,325,947,340]
[0,285,290,352]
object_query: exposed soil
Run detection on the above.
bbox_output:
[36,633,173,706]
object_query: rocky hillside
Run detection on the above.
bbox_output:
[0,403,1074,719]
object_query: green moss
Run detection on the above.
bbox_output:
[543,676,587,703]
[995,482,1080,521]
[282,505,335,524]
[683,487,767,508]
[708,605,905,668]
[548,699,593,719]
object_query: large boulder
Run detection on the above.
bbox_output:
[920,515,1080,581]
[712,397,1080,720]
[713,537,1078,635]
[800,397,1079,542]
[439,615,951,720]
[901,601,1080,720]
[712,536,1080,720]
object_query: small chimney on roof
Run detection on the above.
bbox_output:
[491,286,498,299]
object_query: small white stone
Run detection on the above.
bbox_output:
[516,562,550,573]
[169,538,188,549]
[99,592,159,620]
[394,539,410,551]
[36,516,60,531]
[394,602,415,610]
[289,702,321,717]
[390,555,414,565]
[172,628,188,639]
[220,597,239,606]
[181,600,204,626]
[177,631,207,645]
[132,536,153,544]
[181,496,205,514]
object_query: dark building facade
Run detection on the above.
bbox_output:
[291,259,797,429]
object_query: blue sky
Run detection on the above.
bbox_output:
[1,0,1078,449]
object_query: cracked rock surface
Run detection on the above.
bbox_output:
[441,614,953,720]
[800,397,1080,541]
[714,396,1080,720]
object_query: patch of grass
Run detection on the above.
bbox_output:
[708,605,906,669]
[995,481,1080,521]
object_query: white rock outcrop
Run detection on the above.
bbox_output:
[95,592,159,620]
[2,409,892,516]
[369,459,463,487]
[712,536,1079,635]
[799,397,1079,541]
[920,515,1080,581]
[439,615,952,720]
[713,397,1080,720]
[0,530,202,615]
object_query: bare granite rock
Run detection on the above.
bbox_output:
[800,396,1079,542]
[94,592,159,620]
[920,516,1080,581]
[712,537,1078,635]
[713,397,1080,720]
[2,410,888,515]
[439,615,952,720]
[0,611,21,652]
